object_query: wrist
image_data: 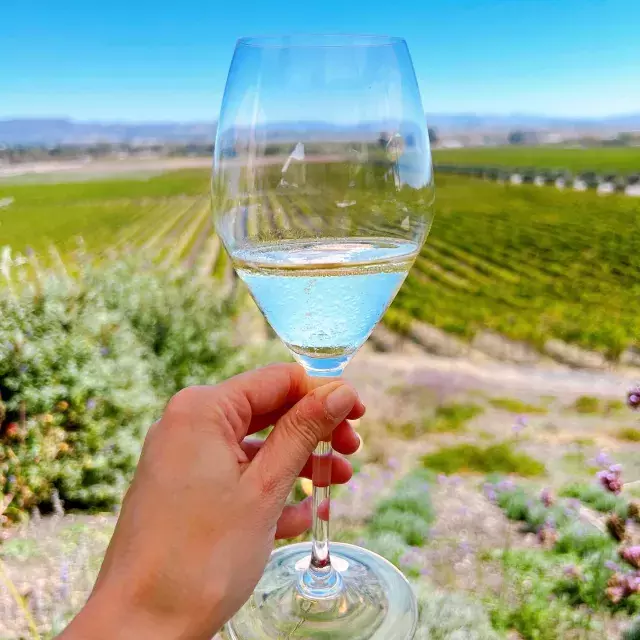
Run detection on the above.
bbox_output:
[60,587,222,640]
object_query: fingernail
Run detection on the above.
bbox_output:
[325,385,357,419]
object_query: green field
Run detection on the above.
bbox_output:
[2,166,639,359]
[433,146,640,175]
[0,170,210,257]
[390,174,640,357]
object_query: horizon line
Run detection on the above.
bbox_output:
[1,110,639,124]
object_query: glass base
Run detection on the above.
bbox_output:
[225,542,418,640]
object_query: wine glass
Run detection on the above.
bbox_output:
[212,34,434,640]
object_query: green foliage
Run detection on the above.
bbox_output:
[0,170,209,257]
[489,548,599,639]
[624,618,640,640]
[363,532,412,567]
[433,145,640,174]
[617,427,640,442]
[573,396,601,414]
[413,583,501,640]
[389,174,640,358]
[0,259,265,520]
[606,399,626,414]
[429,403,484,431]
[391,403,483,438]
[421,442,545,476]
[365,469,434,565]
[560,482,629,518]
[489,397,547,414]
[554,522,614,557]
[369,506,430,547]
[496,486,569,532]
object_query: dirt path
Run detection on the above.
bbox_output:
[347,349,636,399]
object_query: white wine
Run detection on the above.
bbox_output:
[233,238,418,374]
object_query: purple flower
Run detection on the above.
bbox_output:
[598,464,623,494]
[458,541,472,555]
[483,483,498,502]
[100,346,110,357]
[567,498,581,512]
[496,479,515,493]
[540,487,554,507]
[594,451,611,468]
[400,547,422,568]
[437,474,448,485]
[605,560,620,572]
[628,386,640,410]
[86,398,97,411]
[627,574,640,592]
[620,546,640,569]
[58,560,70,600]
[563,564,582,579]
[513,415,528,434]
[537,522,558,547]
[387,457,400,471]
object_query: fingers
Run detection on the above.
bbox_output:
[246,392,365,437]
[274,499,331,538]
[275,499,312,539]
[240,438,353,485]
[331,420,361,455]
[244,418,360,456]
[243,382,360,505]
[163,364,366,444]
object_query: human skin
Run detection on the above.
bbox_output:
[59,363,363,640]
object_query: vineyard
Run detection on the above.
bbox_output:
[0,169,236,288]
[2,166,640,360]
[433,146,640,175]
[392,174,640,359]
[4,163,640,639]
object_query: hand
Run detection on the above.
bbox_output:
[61,363,364,640]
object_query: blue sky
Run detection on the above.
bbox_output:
[2,0,639,121]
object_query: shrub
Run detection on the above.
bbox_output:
[0,258,269,520]
[560,482,628,518]
[413,583,501,640]
[369,508,430,546]
[363,532,411,567]
[489,397,547,414]
[489,548,597,639]
[617,427,640,442]
[428,403,484,432]
[554,522,614,557]
[422,442,545,476]
[496,485,569,532]
[624,618,640,640]
[573,395,600,414]
[388,403,483,438]
[375,488,435,523]
[606,399,626,414]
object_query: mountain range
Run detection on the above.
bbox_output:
[1,114,639,145]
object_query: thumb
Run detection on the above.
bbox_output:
[243,381,358,504]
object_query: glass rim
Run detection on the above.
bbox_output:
[236,34,406,49]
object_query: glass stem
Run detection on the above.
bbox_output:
[310,439,332,570]
[298,368,345,599]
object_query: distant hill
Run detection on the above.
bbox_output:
[426,112,640,133]
[0,119,216,145]
[1,113,639,145]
